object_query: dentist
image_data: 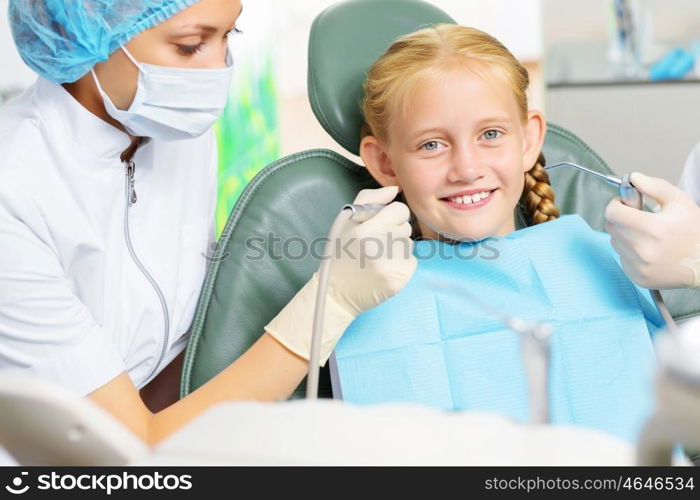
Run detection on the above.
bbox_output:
[0,0,416,445]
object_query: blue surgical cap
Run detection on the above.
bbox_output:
[9,0,200,83]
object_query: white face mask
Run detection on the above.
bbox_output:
[91,46,234,141]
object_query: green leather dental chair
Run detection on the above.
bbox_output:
[180,0,700,400]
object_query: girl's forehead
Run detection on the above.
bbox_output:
[421,65,514,103]
[389,66,520,133]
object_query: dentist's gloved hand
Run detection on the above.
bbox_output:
[605,172,700,289]
[265,186,417,365]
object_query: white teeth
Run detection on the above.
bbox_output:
[448,190,491,205]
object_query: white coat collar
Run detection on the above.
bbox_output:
[34,77,136,161]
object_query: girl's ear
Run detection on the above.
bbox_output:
[522,110,547,171]
[360,135,400,188]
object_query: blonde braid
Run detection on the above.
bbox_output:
[522,152,560,225]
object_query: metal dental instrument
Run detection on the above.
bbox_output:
[545,162,643,209]
[545,162,677,333]
[306,202,385,399]
[341,203,386,223]
[511,317,553,425]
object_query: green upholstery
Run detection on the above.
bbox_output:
[181,0,700,399]
[181,151,377,398]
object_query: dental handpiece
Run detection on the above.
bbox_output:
[306,202,388,399]
[545,162,677,333]
[341,203,386,222]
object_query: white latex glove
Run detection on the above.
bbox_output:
[605,172,700,289]
[265,186,417,365]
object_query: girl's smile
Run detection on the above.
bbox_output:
[441,188,497,211]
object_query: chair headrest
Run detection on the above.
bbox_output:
[308,0,455,156]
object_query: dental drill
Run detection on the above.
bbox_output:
[545,162,677,333]
[306,203,386,399]
[306,203,554,426]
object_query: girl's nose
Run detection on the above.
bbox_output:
[446,145,484,184]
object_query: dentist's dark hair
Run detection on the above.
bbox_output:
[360,23,559,227]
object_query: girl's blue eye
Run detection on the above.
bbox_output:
[483,130,502,140]
[422,141,441,151]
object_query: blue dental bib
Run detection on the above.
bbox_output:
[332,215,663,443]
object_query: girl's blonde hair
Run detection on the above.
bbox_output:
[361,24,559,226]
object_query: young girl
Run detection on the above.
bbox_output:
[332,24,663,444]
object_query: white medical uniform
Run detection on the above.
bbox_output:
[679,142,700,205]
[0,77,217,396]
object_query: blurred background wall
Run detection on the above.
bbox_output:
[543,0,700,185]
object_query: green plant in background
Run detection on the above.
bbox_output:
[213,51,280,237]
